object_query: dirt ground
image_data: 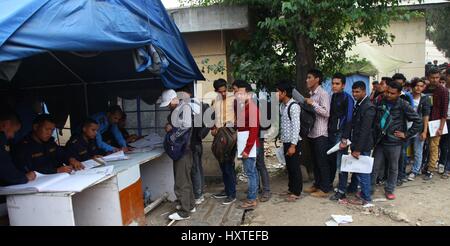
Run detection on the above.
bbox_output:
[150,154,450,226]
[236,152,450,226]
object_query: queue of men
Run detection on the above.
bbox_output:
[1,66,449,222]
[161,67,450,220]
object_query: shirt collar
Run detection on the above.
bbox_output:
[309,86,321,96]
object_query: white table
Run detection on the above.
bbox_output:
[6,148,174,226]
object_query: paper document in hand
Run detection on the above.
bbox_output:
[340,155,374,174]
[428,120,448,137]
[102,151,128,162]
[0,172,69,195]
[237,131,257,158]
[327,140,351,155]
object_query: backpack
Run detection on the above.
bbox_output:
[163,127,192,161]
[288,101,316,138]
[191,99,211,140]
[211,127,237,163]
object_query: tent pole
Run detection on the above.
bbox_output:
[83,81,89,116]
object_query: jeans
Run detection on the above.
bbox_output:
[191,143,204,199]
[283,142,303,196]
[219,159,236,199]
[372,144,401,193]
[357,172,372,202]
[398,138,413,180]
[328,132,347,185]
[411,135,425,175]
[256,138,270,194]
[243,157,259,201]
[308,136,332,193]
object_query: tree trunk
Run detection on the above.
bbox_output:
[295,34,316,179]
[295,34,316,97]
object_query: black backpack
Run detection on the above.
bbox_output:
[191,99,211,140]
[287,101,316,138]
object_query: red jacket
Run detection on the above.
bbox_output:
[236,100,260,155]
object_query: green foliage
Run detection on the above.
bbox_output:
[180,0,408,88]
[427,6,450,58]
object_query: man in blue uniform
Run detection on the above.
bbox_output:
[13,114,80,174]
[90,105,129,153]
[0,110,36,186]
[66,119,104,162]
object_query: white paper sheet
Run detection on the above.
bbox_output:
[102,150,128,162]
[237,131,257,158]
[40,166,114,192]
[327,140,352,155]
[0,173,69,195]
[331,215,353,224]
[275,147,286,165]
[428,120,448,137]
[340,154,374,174]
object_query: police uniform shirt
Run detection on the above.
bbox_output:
[13,134,69,174]
[0,132,28,186]
[66,134,103,162]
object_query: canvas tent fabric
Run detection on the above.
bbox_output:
[347,42,411,75]
[0,0,204,89]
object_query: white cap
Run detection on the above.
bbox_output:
[159,89,177,108]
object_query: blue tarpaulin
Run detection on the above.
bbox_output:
[0,0,204,88]
[323,74,370,96]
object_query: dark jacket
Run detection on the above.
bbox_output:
[12,134,70,174]
[65,134,104,162]
[374,98,423,146]
[351,96,376,153]
[415,94,431,132]
[328,91,354,139]
[0,132,28,186]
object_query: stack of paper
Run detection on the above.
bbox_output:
[129,133,164,149]
[102,151,128,162]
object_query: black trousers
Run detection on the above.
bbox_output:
[308,136,332,193]
[284,142,303,196]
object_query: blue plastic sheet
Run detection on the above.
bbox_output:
[0,0,204,88]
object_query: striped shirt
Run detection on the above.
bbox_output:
[308,86,330,138]
[280,99,301,144]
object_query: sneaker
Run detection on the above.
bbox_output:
[438,164,445,174]
[401,178,408,183]
[212,191,227,199]
[423,171,433,181]
[329,192,346,201]
[175,205,196,213]
[441,171,449,179]
[407,173,417,181]
[385,192,396,200]
[396,180,403,186]
[195,195,205,205]
[168,212,190,221]
[222,197,236,205]
[259,192,271,202]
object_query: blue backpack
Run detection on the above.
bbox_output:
[164,128,192,161]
